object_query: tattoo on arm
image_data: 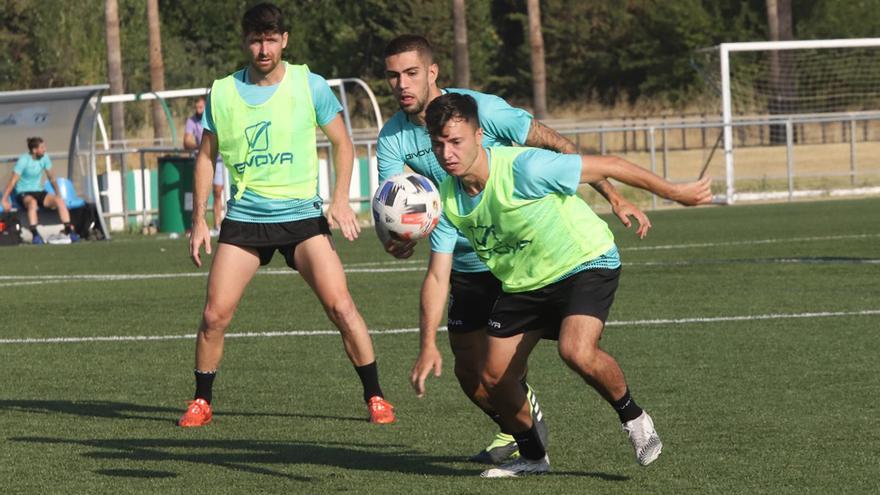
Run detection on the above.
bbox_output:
[525,120,578,154]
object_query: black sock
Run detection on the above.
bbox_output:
[30,226,39,237]
[194,369,216,404]
[354,361,383,403]
[512,424,546,460]
[611,388,643,423]
[63,223,72,234]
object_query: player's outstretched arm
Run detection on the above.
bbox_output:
[581,155,713,206]
[190,131,218,267]
[410,252,453,398]
[525,120,652,238]
[322,115,360,241]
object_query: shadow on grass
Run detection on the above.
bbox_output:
[10,436,471,480]
[0,399,365,423]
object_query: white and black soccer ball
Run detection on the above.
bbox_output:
[372,173,442,241]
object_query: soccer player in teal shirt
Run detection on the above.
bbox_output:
[377,35,650,464]
[180,3,394,428]
[425,93,711,476]
[1,137,78,244]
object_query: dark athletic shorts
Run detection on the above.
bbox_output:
[217,216,331,270]
[447,270,502,333]
[487,267,621,340]
[15,191,48,208]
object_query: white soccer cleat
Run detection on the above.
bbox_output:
[480,454,550,478]
[623,411,663,466]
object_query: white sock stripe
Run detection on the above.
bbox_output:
[0,309,877,345]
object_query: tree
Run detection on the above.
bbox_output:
[766,0,794,142]
[105,0,125,142]
[526,0,547,118]
[147,0,168,144]
[452,0,470,87]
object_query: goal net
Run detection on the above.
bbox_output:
[691,38,880,203]
[694,39,880,117]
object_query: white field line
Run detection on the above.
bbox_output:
[2,233,876,289]
[624,233,878,251]
[1,309,877,345]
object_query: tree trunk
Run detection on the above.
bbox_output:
[452,0,470,88]
[527,0,547,119]
[147,0,168,144]
[766,0,795,143]
[452,0,471,88]
[105,0,125,143]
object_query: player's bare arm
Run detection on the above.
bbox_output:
[1,173,20,211]
[581,154,713,206]
[190,130,218,267]
[526,119,651,237]
[410,251,453,398]
[322,114,360,241]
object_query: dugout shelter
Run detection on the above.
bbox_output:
[0,84,110,239]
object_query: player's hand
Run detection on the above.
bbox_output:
[385,238,417,259]
[327,200,361,241]
[190,218,212,268]
[1,198,10,212]
[612,198,652,239]
[410,346,443,398]
[669,177,713,206]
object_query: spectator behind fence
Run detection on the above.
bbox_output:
[184,95,225,236]
[1,137,79,244]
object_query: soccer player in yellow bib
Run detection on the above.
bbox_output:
[379,34,651,464]
[424,93,712,477]
[180,3,394,427]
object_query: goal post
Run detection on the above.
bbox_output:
[698,38,880,203]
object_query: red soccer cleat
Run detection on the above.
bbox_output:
[367,396,396,424]
[178,398,213,427]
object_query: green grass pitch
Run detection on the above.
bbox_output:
[1,198,878,494]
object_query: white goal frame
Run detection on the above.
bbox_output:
[717,38,880,203]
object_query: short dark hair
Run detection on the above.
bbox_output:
[26,137,43,151]
[242,2,286,36]
[425,93,479,137]
[383,34,434,62]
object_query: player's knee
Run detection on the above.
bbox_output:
[201,306,231,333]
[480,368,507,394]
[558,344,599,373]
[325,296,358,325]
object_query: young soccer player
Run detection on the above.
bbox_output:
[179,2,394,427]
[378,34,651,464]
[424,93,712,477]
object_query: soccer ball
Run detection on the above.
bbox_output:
[372,173,442,241]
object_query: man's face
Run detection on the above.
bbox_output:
[384,50,437,115]
[194,99,205,118]
[32,142,46,158]
[430,117,483,177]
[243,31,288,75]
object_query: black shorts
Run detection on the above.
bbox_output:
[487,267,621,340]
[217,216,331,270]
[447,270,502,333]
[15,191,48,208]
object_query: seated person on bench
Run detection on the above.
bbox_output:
[1,137,80,244]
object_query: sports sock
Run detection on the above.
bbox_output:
[512,423,546,460]
[611,388,643,423]
[194,369,216,404]
[354,361,383,403]
[63,222,72,234]
[29,226,39,237]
